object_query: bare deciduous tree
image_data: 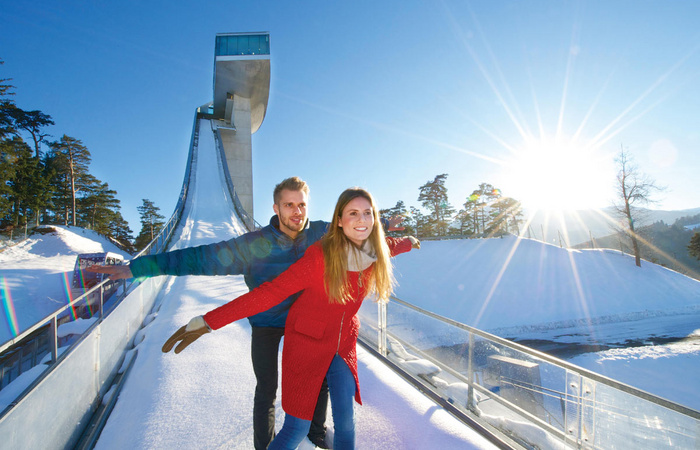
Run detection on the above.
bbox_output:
[614,145,664,267]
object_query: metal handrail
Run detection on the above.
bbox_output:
[211,120,261,232]
[359,295,700,448]
[383,295,700,420]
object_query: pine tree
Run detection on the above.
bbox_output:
[9,140,51,226]
[8,108,54,158]
[489,196,523,235]
[49,135,92,226]
[408,206,432,238]
[465,183,496,235]
[418,174,455,237]
[453,208,475,236]
[77,176,117,230]
[689,232,700,261]
[135,199,165,251]
[108,213,135,254]
[0,137,24,225]
[0,59,16,141]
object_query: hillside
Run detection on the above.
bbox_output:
[575,213,700,280]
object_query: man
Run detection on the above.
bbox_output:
[90,176,402,449]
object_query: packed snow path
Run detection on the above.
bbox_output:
[94,119,496,449]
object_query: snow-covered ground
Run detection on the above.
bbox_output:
[1,117,699,448]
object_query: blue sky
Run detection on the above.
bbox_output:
[2,1,699,234]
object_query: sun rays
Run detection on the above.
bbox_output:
[432,4,700,331]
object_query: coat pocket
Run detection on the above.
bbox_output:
[293,317,326,340]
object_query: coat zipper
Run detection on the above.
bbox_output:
[336,311,345,355]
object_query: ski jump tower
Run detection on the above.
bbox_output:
[204,32,270,226]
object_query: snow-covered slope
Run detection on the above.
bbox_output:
[0,226,132,342]
[394,236,700,334]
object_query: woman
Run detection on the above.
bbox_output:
[162,187,420,449]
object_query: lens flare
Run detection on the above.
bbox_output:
[62,272,79,321]
[1,277,19,337]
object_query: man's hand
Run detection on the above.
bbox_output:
[387,215,405,232]
[85,264,133,280]
[162,316,211,354]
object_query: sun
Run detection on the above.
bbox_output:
[501,135,614,212]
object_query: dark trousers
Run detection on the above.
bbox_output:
[251,326,329,450]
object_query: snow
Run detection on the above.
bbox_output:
[2,117,699,448]
[393,237,700,334]
[56,317,97,338]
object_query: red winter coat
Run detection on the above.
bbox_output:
[204,237,413,420]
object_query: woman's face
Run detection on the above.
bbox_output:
[338,196,374,246]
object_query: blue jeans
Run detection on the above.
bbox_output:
[269,354,356,449]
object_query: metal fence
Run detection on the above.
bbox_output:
[358,296,700,449]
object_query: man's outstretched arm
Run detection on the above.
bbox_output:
[85,264,133,280]
[86,235,255,280]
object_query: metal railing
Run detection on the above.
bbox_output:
[211,120,261,232]
[358,296,700,449]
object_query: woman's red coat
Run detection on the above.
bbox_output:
[204,237,412,420]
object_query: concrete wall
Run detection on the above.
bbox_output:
[0,276,165,449]
[219,94,254,220]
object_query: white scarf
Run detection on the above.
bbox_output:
[346,240,377,272]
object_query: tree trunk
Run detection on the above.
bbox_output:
[624,203,642,267]
[69,155,76,226]
[631,234,641,267]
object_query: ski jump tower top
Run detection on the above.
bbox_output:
[207,32,270,224]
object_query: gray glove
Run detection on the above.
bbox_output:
[162,316,211,354]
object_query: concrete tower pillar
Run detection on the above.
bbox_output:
[219,94,254,221]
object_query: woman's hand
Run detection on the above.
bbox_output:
[162,316,211,354]
[408,236,421,249]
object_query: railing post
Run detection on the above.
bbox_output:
[99,284,104,318]
[467,331,475,411]
[48,316,58,364]
[378,301,387,356]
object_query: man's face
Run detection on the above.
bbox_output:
[273,189,308,238]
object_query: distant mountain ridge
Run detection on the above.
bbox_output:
[525,206,700,246]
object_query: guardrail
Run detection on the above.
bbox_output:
[211,119,261,232]
[358,296,700,449]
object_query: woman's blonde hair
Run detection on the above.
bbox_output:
[321,187,395,304]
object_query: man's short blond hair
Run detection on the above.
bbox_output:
[273,177,310,204]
